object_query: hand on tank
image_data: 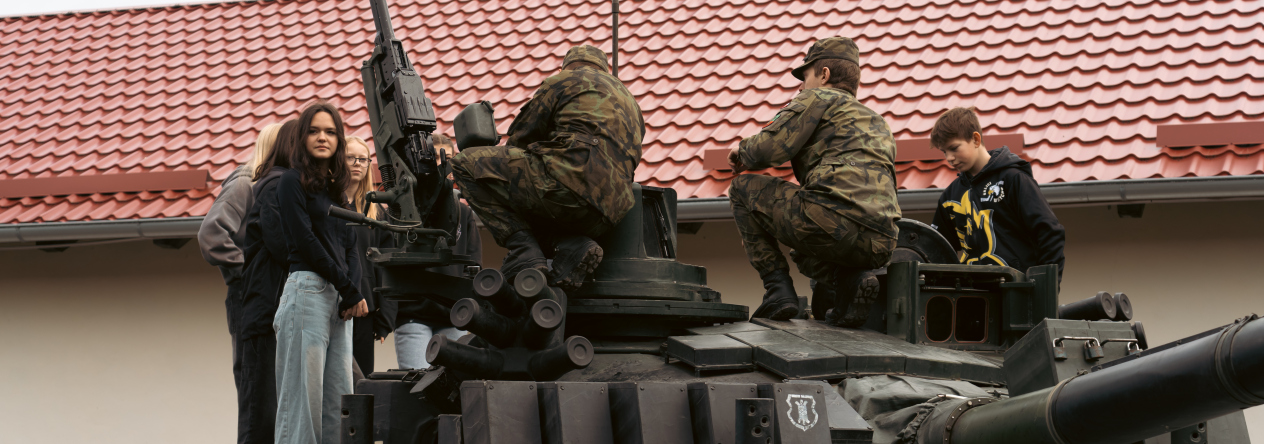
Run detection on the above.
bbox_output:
[728,146,747,173]
[341,299,368,320]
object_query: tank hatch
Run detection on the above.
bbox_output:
[666,319,1005,385]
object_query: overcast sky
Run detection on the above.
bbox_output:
[0,0,208,17]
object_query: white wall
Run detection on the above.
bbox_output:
[0,239,408,443]
[0,240,236,443]
[1,199,1261,442]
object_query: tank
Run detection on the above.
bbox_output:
[335,186,1263,444]
[339,2,1264,442]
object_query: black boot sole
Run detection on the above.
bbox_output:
[752,299,799,321]
[550,238,603,292]
[835,274,879,328]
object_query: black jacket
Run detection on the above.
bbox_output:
[386,201,483,329]
[931,147,1066,283]
[238,167,290,339]
[277,169,363,311]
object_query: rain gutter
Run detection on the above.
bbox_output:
[675,175,1264,221]
[1,176,1262,244]
[0,217,203,244]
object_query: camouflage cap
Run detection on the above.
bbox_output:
[790,37,860,81]
[562,45,610,71]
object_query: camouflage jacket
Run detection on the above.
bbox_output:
[736,87,901,237]
[507,65,646,225]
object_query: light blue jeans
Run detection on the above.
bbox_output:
[273,271,352,444]
[394,322,466,369]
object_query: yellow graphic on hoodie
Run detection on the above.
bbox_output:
[940,190,1008,266]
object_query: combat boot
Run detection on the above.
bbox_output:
[830,267,880,328]
[501,231,548,283]
[809,278,836,321]
[751,269,799,320]
[549,235,603,292]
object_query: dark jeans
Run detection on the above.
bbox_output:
[227,286,242,399]
[238,332,277,444]
[229,283,277,444]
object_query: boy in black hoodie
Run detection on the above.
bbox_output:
[929,107,1067,283]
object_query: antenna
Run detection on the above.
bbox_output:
[612,0,619,77]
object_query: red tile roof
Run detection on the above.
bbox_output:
[2,0,1262,224]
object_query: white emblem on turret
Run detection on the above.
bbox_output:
[785,394,818,431]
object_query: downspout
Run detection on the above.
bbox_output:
[677,175,1264,221]
[611,0,618,78]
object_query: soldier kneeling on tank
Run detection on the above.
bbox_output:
[727,37,900,325]
[451,45,645,292]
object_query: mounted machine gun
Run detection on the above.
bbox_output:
[330,0,476,308]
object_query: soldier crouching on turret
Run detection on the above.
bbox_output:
[727,37,900,325]
[450,45,645,292]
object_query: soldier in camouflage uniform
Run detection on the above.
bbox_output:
[727,37,900,324]
[451,45,645,291]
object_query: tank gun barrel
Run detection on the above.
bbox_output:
[927,315,1264,444]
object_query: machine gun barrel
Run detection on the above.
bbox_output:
[924,315,1264,444]
[367,0,396,43]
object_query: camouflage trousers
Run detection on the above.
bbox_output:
[729,174,895,282]
[450,145,613,247]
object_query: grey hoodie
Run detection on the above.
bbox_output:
[198,165,254,284]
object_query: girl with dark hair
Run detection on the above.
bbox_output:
[272,102,366,444]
